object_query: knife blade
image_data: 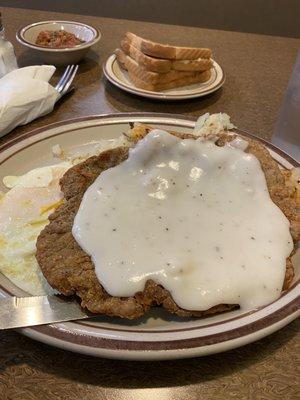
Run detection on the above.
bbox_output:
[0,295,92,330]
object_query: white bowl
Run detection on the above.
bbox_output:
[16,20,101,66]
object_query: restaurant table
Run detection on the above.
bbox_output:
[0,6,299,400]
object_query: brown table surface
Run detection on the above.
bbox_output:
[0,6,299,400]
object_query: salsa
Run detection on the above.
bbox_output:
[35,30,84,48]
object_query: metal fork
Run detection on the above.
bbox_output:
[55,65,79,99]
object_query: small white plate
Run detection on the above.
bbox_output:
[103,54,225,100]
[0,113,299,360]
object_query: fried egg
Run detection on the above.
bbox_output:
[0,134,131,296]
[0,163,71,295]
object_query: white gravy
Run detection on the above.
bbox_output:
[72,130,293,311]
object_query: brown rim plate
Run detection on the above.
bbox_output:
[0,113,299,360]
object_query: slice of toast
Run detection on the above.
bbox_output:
[127,69,211,91]
[121,38,213,73]
[172,58,213,72]
[115,49,210,86]
[126,32,212,60]
[121,38,172,73]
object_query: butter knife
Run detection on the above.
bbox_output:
[0,295,92,330]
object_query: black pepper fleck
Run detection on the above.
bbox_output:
[251,236,255,240]
[112,228,117,232]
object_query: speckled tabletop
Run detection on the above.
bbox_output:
[0,6,299,400]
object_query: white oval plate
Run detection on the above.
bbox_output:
[0,113,299,360]
[103,54,225,100]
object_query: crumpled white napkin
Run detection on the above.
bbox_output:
[0,65,59,136]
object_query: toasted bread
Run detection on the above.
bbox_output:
[172,58,213,72]
[121,38,172,73]
[127,69,211,91]
[126,32,212,60]
[121,38,213,73]
[115,48,210,87]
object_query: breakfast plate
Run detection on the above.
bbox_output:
[0,113,299,360]
[103,54,225,100]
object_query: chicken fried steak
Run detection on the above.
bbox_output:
[36,130,299,319]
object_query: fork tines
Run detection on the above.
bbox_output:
[55,65,79,95]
